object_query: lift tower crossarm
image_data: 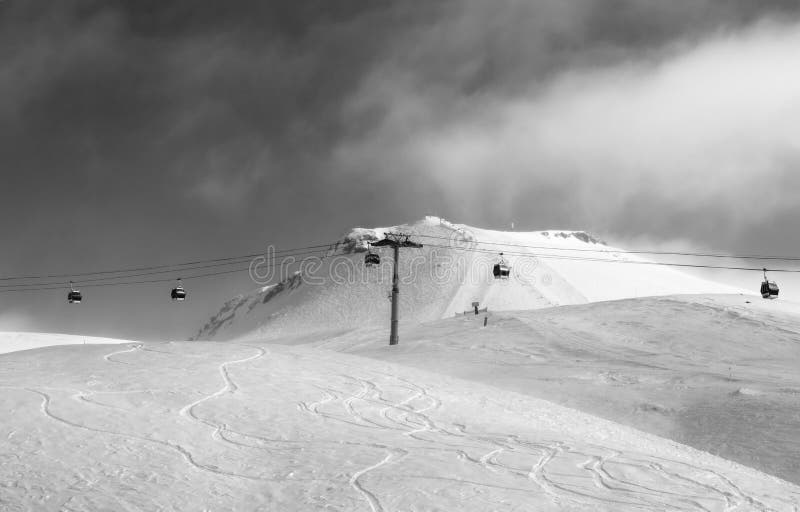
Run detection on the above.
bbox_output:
[372,233,423,345]
[372,233,423,249]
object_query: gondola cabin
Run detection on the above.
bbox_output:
[761,269,779,299]
[67,281,81,304]
[493,263,510,279]
[171,279,187,301]
[364,252,380,267]
[493,253,511,279]
[364,243,381,267]
[761,280,779,299]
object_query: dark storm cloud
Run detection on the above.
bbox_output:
[330,0,800,251]
[2,1,798,221]
[3,0,800,336]
[0,0,450,280]
[0,1,439,210]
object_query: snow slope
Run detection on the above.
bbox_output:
[298,293,800,486]
[1,337,798,510]
[0,332,130,355]
[195,217,745,341]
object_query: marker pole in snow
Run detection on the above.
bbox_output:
[373,233,423,346]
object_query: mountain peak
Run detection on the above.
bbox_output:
[194,218,742,341]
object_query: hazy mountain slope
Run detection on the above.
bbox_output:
[299,293,800,485]
[195,217,743,341]
[1,338,798,510]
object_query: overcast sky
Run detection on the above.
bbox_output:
[2,0,800,338]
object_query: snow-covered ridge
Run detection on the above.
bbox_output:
[194,217,745,341]
[543,230,606,245]
[344,216,606,251]
[0,332,131,355]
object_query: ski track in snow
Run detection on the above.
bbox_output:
[102,343,143,364]
[1,344,289,492]
[2,337,799,510]
[349,448,408,512]
[19,387,269,483]
[294,371,797,512]
[178,345,267,426]
[172,343,301,466]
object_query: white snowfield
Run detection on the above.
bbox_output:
[195,217,746,342]
[0,331,130,355]
[306,293,800,488]
[1,338,798,511]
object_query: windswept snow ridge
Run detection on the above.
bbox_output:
[0,332,131,355]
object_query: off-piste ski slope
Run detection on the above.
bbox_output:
[305,294,800,488]
[195,217,745,342]
[1,337,799,511]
